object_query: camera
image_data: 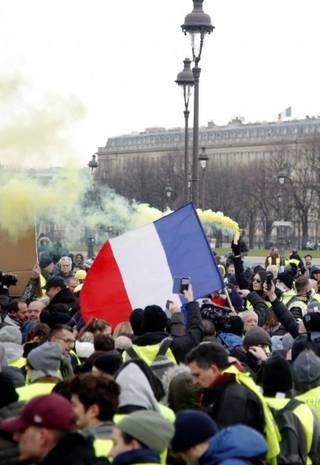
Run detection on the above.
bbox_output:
[0,272,18,288]
[200,303,231,332]
[265,271,274,290]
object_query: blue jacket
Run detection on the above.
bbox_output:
[199,424,267,465]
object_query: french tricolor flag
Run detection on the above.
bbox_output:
[80,203,224,328]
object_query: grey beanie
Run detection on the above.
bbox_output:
[0,326,22,344]
[292,349,320,392]
[27,342,62,382]
[243,326,271,350]
[117,410,174,452]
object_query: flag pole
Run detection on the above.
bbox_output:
[224,286,237,315]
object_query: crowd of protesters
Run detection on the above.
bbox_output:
[1,241,320,465]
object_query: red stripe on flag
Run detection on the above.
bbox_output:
[80,241,132,328]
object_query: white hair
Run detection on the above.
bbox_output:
[240,310,258,322]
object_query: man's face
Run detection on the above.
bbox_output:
[14,426,44,461]
[61,262,72,274]
[44,263,55,274]
[188,361,220,388]
[313,272,320,283]
[51,329,75,355]
[17,302,28,321]
[111,428,134,459]
[243,315,258,332]
[305,256,312,267]
[71,394,96,429]
[27,301,44,320]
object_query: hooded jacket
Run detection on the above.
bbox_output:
[199,424,267,465]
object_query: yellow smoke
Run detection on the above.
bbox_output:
[197,209,240,242]
[0,165,83,240]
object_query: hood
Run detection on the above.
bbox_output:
[0,343,23,362]
[204,425,267,462]
[51,287,78,305]
[116,362,160,412]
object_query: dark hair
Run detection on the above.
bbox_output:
[94,334,115,352]
[304,255,312,260]
[186,342,229,369]
[121,431,147,448]
[295,276,310,294]
[68,373,120,421]
[49,324,74,339]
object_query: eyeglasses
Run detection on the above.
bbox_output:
[55,336,75,345]
[252,278,261,283]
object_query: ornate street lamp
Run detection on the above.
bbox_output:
[176,58,194,203]
[165,185,173,209]
[88,154,98,175]
[181,0,214,205]
[199,146,209,209]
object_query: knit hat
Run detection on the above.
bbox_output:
[226,316,244,336]
[243,327,271,350]
[143,305,168,332]
[94,351,123,376]
[0,326,23,362]
[262,353,292,397]
[130,308,144,335]
[0,372,19,408]
[292,349,320,392]
[117,410,174,452]
[39,254,53,269]
[45,276,66,290]
[310,266,320,279]
[27,342,62,382]
[303,313,320,332]
[277,272,294,290]
[171,410,218,453]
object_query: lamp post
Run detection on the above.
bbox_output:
[181,0,214,205]
[175,58,194,203]
[165,185,173,210]
[199,146,209,209]
[88,153,98,175]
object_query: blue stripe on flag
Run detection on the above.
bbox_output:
[154,203,224,299]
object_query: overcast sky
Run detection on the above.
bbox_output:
[1,0,320,167]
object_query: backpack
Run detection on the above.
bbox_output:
[126,337,175,382]
[270,399,307,465]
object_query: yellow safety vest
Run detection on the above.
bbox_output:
[9,357,26,369]
[246,299,272,311]
[222,365,280,465]
[94,438,113,459]
[70,350,81,365]
[16,382,56,401]
[285,258,300,268]
[267,257,281,267]
[265,397,314,465]
[280,289,296,305]
[311,294,320,304]
[296,386,320,423]
[288,298,308,317]
[124,343,176,366]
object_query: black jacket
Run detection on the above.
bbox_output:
[201,376,265,434]
[270,298,299,339]
[40,432,108,465]
[133,301,203,363]
[47,288,79,315]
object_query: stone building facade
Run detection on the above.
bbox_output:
[96,116,320,179]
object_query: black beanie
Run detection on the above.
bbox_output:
[227,316,244,336]
[143,305,168,332]
[0,372,18,408]
[277,272,294,290]
[39,253,53,269]
[94,351,123,376]
[130,308,144,336]
[171,410,218,453]
[262,353,292,397]
[303,313,320,332]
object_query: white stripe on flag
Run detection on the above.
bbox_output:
[110,223,180,310]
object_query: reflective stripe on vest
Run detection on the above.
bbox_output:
[296,386,320,423]
[265,397,314,464]
[267,257,281,267]
[94,438,113,459]
[70,350,81,365]
[222,365,280,465]
[281,290,296,305]
[124,343,176,366]
[311,294,320,304]
[288,299,308,317]
[16,382,56,401]
[246,299,272,311]
[9,357,26,369]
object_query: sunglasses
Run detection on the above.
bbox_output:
[252,278,261,283]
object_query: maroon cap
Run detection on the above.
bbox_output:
[0,394,76,433]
